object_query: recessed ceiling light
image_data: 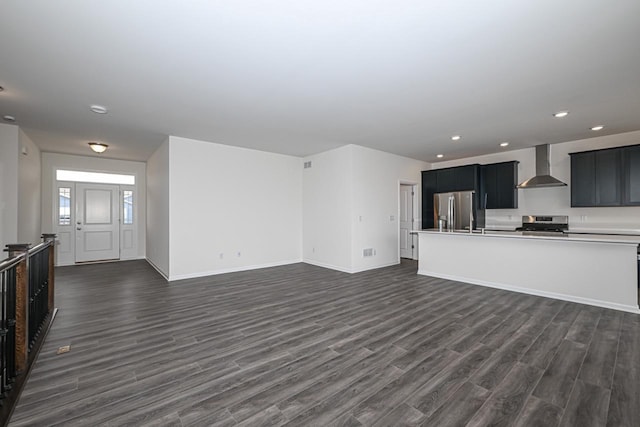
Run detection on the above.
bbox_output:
[500,142,509,147]
[88,142,108,153]
[3,115,16,122]
[436,154,444,158]
[90,105,108,114]
[591,125,604,131]
[553,111,569,118]
[451,135,461,141]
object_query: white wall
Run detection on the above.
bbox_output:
[350,145,429,272]
[434,130,640,231]
[146,137,170,277]
[167,136,302,280]
[302,145,354,272]
[41,152,147,261]
[0,124,19,251]
[17,129,41,245]
[303,145,428,273]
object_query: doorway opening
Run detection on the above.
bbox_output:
[399,183,417,260]
[54,170,137,265]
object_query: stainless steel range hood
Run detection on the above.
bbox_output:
[517,144,567,188]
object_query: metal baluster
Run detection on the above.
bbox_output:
[1,270,7,396]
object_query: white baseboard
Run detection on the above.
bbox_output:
[418,269,640,314]
[167,259,303,281]
[349,261,401,274]
[303,259,401,274]
[302,259,355,273]
[56,255,146,267]
[145,258,169,280]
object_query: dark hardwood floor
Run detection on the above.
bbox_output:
[9,259,640,426]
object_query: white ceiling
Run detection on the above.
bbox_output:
[1,0,639,162]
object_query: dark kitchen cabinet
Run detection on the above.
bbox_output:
[421,170,438,229]
[434,164,479,193]
[623,145,640,205]
[595,149,622,206]
[481,161,519,209]
[570,151,596,207]
[570,144,640,207]
[421,164,481,228]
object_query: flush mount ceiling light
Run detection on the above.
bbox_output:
[90,105,108,114]
[3,115,16,122]
[88,142,108,153]
[451,135,461,141]
[553,111,569,118]
[500,142,509,147]
[436,154,444,158]
[591,125,604,131]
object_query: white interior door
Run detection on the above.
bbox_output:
[400,184,415,259]
[75,183,120,262]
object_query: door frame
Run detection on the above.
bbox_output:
[398,181,419,261]
[51,169,140,266]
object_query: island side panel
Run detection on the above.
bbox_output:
[416,232,639,313]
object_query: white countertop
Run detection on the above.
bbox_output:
[413,229,640,245]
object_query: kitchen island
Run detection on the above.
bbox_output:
[414,229,640,313]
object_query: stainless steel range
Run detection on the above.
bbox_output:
[515,215,569,234]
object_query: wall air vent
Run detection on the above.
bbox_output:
[363,248,374,257]
[304,161,312,169]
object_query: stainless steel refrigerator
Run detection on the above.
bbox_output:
[434,191,475,231]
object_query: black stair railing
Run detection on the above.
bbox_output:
[27,244,51,350]
[0,256,20,399]
[0,235,57,427]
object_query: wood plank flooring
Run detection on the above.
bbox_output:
[9,260,640,426]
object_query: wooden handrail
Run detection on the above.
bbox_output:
[15,255,28,373]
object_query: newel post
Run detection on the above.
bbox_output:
[42,234,57,311]
[5,243,31,373]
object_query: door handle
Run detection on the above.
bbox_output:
[76,227,82,231]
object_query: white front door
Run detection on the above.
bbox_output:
[75,183,120,262]
[400,184,415,259]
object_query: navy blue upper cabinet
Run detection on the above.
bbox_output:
[481,161,519,209]
[623,145,640,205]
[595,149,622,206]
[570,144,640,207]
[436,164,480,193]
[421,164,480,229]
[421,170,438,229]
[570,151,596,207]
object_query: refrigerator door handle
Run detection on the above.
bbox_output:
[448,195,455,231]
[446,196,450,230]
